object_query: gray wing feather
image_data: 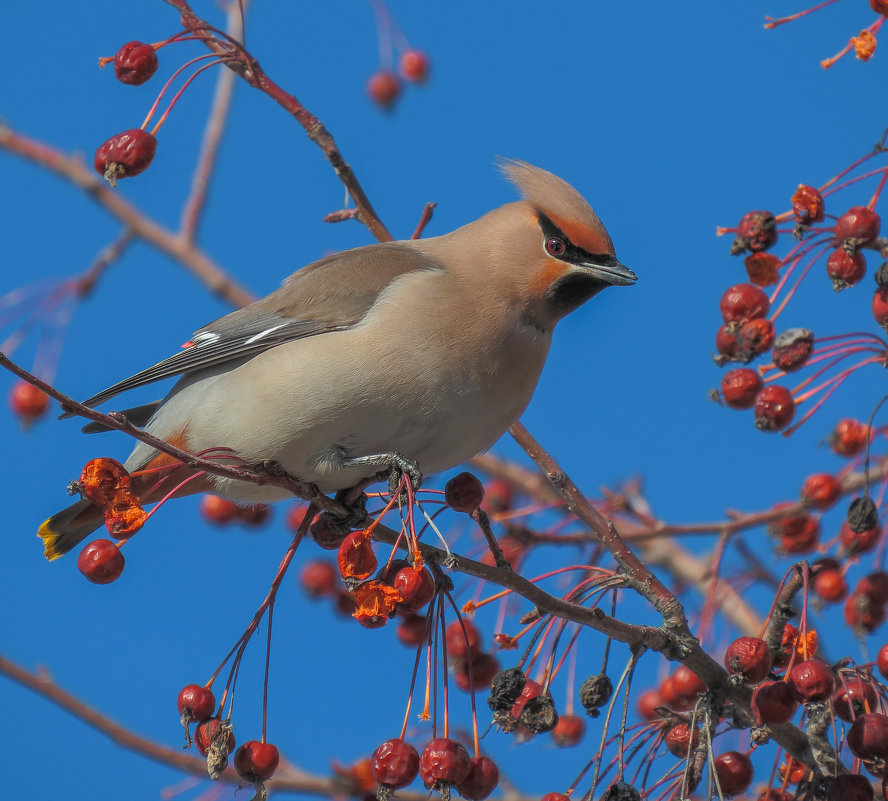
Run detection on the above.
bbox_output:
[75,242,439,411]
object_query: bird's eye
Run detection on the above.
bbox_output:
[545,237,566,257]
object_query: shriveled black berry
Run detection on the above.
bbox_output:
[519,694,558,734]
[875,262,888,288]
[848,496,878,534]
[601,782,642,801]
[579,673,613,718]
[487,668,526,712]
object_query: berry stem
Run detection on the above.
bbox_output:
[261,601,273,743]
[768,241,834,322]
[140,53,220,131]
[763,0,842,29]
[150,58,230,136]
[400,604,434,740]
[442,592,481,757]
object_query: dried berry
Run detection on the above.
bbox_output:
[112,41,159,85]
[745,252,781,286]
[601,782,642,801]
[519,694,559,734]
[724,636,771,684]
[849,496,879,534]
[736,318,776,359]
[578,673,613,717]
[732,211,778,254]
[94,129,157,185]
[310,514,349,550]
[833,676,879,722]
[772,328,814,372]
[419,738,472,796]
[848,713,888,761]
[787,659,835,702]
[454,653,500,693]
[791,184,825,225]
[665,723,699,757]
[487,667,526,712]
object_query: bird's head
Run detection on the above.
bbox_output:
[495,159,636,329]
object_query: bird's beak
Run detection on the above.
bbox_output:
[579,258,638,287]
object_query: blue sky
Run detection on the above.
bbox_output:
[1,2,886,800]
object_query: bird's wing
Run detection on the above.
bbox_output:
[78,243,440,410]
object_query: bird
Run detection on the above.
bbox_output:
[38,159,636,561]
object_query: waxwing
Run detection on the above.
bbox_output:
[39,160,636,559]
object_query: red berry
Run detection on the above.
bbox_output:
[737,317,775,359]
[832,418,870,456]
[841,520,883,555]
[715,323,741,359]
[751,680,798,724]
[845,591,887,633]
[833,676,879,722]
[371,738,420,789]
[112,41,158,85]
[874,287,888,330]
[665,723,699,757]
[771,510,820,554]
[754,385,795,432]
[9,381,49,422]
[445,472,485,513]
[550,714,585,747]
[445,619,482,660]
[827,247,867,290]
[454,652,500,692]
[877,644,888,679]
[542,795,570,801]
[658,675,681,709]
[418,738,472,789]
[396,612,427,648]
[787,659,835,702]
[337,530,377,581]
[300,560,339,598]
[826,774,875,801]
[721,369,762,409]
[238,503,270,526]
[873,0,888,16]
[713,751,754,796]
[848,713,888,761]
[720,284,770,323]
[194,717,235,758]
[671,665,706,706]
[791,184,825,225]
[801,473,841,509]
[861,573,888,605]
[724,636,772,684]
[772,328,814,372]
[94,129,157,185]
[835,206,881,250]
[482,479,513,514]
[732,211,778,254]
[393,566,435,610]
[813,569,847,603]
[745,252,781,286]
[177,683,215,722]
[457,756,499,801]
[367,71,401,108]
[234,741,280,780]
[287,503,312,531]
[637,688,663,720]
[77,539,125,584]
[200,495,239,524]
[400,49,430,82]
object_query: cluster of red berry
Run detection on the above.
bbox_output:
[367,49,430,110]
[715,142,888,435]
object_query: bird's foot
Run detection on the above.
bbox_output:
[321,490,369,534]
[338,451,422,498]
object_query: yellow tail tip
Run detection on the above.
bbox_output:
[37,518,63,561]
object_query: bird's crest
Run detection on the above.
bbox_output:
[498,159,615,256]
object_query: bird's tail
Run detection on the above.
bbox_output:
[38,499,105,561]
